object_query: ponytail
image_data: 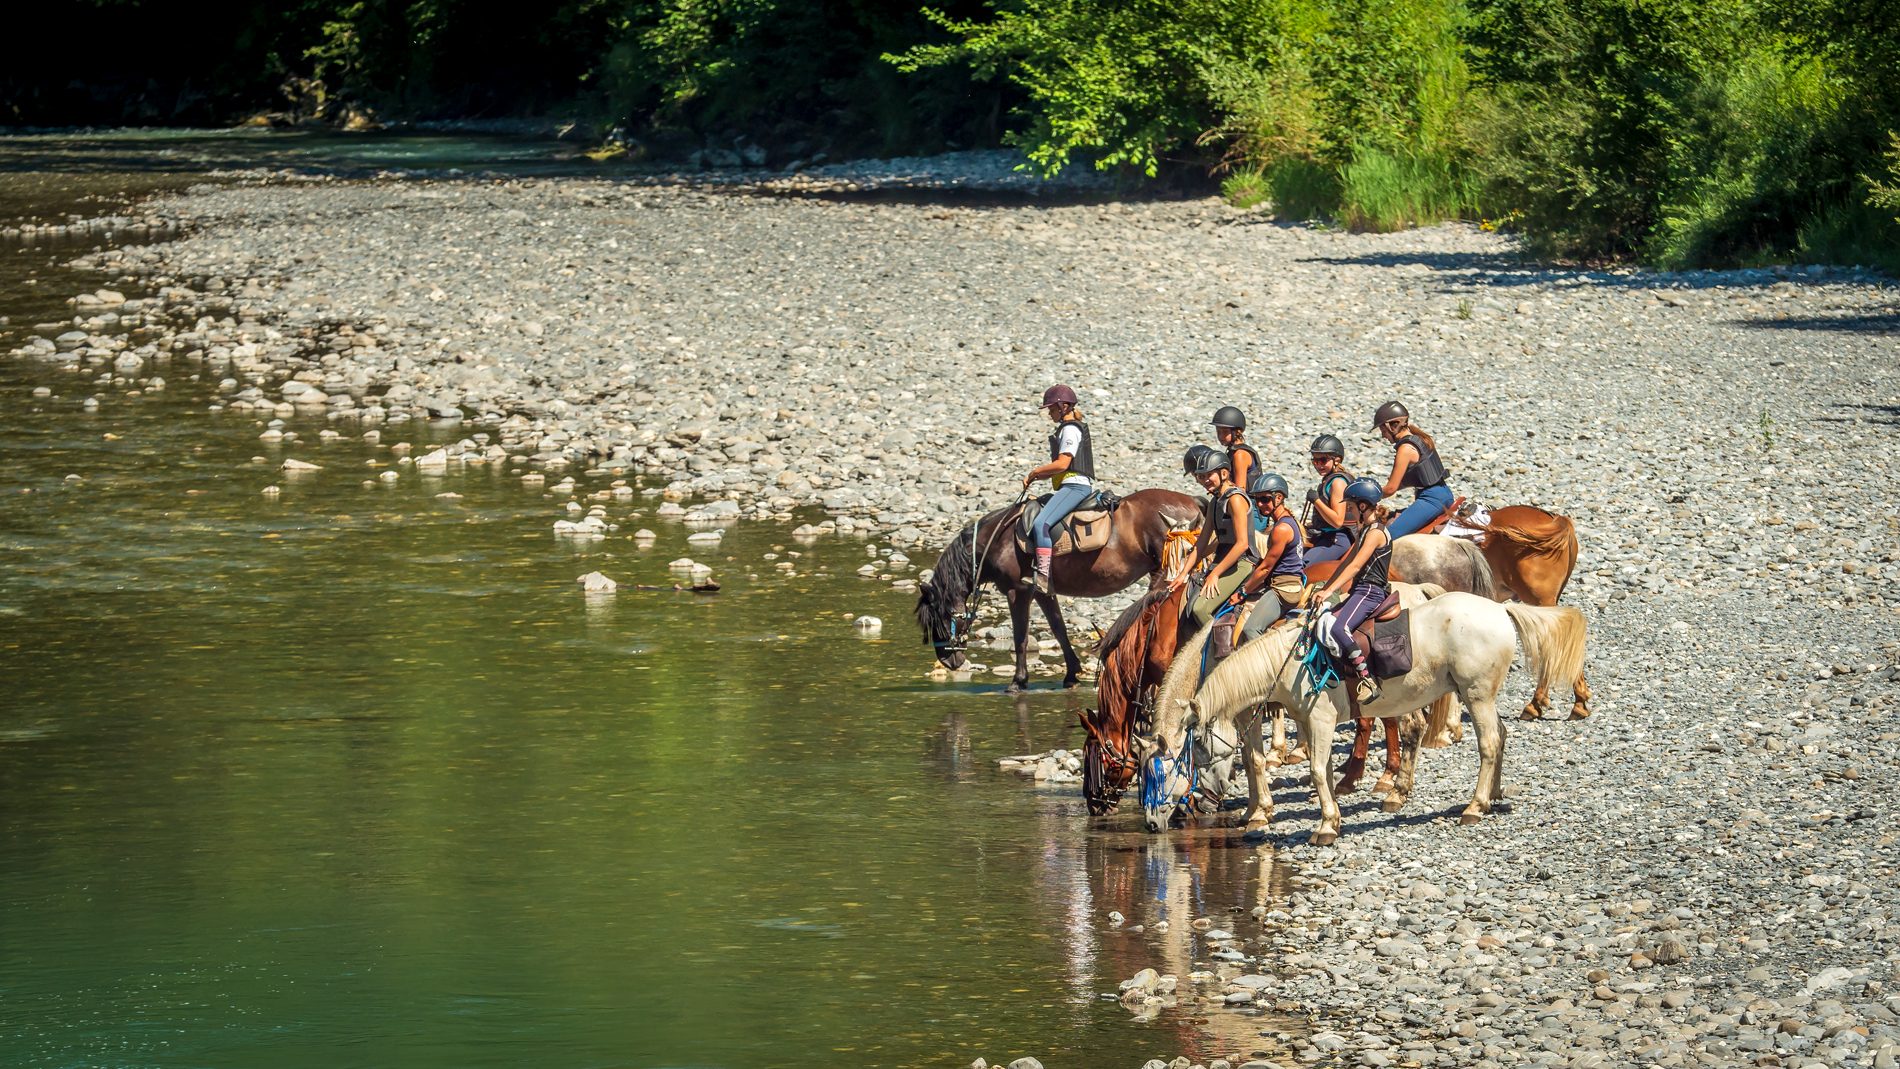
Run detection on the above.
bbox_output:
[1406,424,1436,453]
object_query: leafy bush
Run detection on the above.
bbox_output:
[1222,168,1274,209]
[1267,156,1341,219]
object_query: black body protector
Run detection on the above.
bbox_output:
[1208,486,1260,572]
[1397,434,1448,489]
[1049,420,1096,479]
[1353,524,1394,592]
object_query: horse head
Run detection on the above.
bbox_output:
[1137,698,1201,833]
[913,570,970,670]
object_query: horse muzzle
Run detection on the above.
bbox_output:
[933,643,969,670]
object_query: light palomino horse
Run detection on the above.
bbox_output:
[1139,581,1445,835]
[1142,592,1586,844]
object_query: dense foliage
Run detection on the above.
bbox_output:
[5,0,1896,267]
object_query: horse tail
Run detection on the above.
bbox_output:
[1484,509,1575,557]
[1450,536,1499,600]
[1421,693,1458,749]
[1503,602,1587,702]
[1557,517,1581,599]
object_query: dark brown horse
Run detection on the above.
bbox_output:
[916,489,1202,692]
[1079,530,1198,814]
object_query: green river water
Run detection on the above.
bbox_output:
[0,131,1293,1069]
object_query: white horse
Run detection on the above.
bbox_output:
[1139,582,1446,835]
[1141,591,1586,845]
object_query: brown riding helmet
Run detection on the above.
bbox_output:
[1372,400,1409,429]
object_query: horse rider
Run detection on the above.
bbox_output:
[1233,471,1306,644]
[1182,443,1215,479]
[1209,406,1261,527]
[1302,433,1354,562]
[1304,477,1393,705]
[1173,446,1257,664]
[1372,400,1455,539]
[1021,384,1095,594]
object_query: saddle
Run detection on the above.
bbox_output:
[1015,489,1120,555]
[1379,495,1468,536]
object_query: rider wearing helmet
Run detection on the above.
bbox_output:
[1306,477,1393,705]
[1023,384,1095,594]
[1234,471,1307,642]
[1182,443,1215,477]
[1209,406,1261,528]
[1174,447,1257,664]
[1303,433,1355,562]
[1372,401,1454,539]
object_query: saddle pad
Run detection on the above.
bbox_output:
[1016,494,1114,555]
[1364,610,1413,678]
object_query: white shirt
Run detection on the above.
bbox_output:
[1053,423,1092,488]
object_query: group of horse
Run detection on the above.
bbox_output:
[914,487,1590,844]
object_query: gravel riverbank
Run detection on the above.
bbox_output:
[13,154,1900,1067]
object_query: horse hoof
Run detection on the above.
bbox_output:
[1371,773,1397,795]
[1568,705,1590,721]
[1004,682,1027,695]
[1518,707,1542,721]
[1458,812,1482,826]
[1334,776,1362,796]
[1062,677,1080,690]
[1381,794,1407,813]
[1311,830,1337,847]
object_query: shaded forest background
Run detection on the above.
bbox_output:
[6,0,1898,269]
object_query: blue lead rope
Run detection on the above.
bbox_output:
[1297,628,1340,697]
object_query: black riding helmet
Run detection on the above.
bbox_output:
[1248,471,1289,497]
[1182,444,1215,474]
[1210,405,1246,431]
[1191,447,1230,477]
[1373,400,1409,429]
[1309,433,1345,458]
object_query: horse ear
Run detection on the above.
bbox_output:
[1132,734,1156,758]
[1184,697,1203,727]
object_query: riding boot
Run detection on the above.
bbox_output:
[1033,548,1053,594]
[1346,647,1381,704]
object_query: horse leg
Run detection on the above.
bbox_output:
[1005,588,1033,693]
[1384,711,1425,813]
[1334,716,1370,795]
[1036,590,1083,689]
[1303,705,1343,845]
[1569,668,1592,720]
[1372,716,1401,795]
[1461,694,1507,825]
[1265,705,1287,767]
[1521,674,1551,721]
[1239,710,1273,836]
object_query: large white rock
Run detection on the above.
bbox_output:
[577,571,617,593]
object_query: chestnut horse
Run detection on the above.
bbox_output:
[916,489,1202,691]
[1475,506,1591,720]
[1079,530,1199,814]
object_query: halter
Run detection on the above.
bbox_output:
[1140,721,1195,814]
[1295,611,1341,697]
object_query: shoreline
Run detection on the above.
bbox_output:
[8,157,1900,1067]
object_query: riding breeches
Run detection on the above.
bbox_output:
[1240,574,1305,643]
[1328,584,1389,670]
[1385,483,1454,539]
[1032,481,1095,550]
[1302,529,1352,563]
[1189,567,1250,628]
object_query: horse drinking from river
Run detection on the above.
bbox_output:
[916,488,1202,691]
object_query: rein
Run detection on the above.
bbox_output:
[943,490,1028,654]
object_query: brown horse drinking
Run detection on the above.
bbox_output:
[1079,530,1199,814]
[916,488,1203,692]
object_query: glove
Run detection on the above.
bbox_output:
[1305,489,1319,504]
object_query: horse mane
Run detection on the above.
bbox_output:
[1182,625,1302,737]
[914,504,1020,642]
[1092,581,1172,660]
[1483,509,1575,557]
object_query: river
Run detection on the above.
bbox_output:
[0,130,1295,1069]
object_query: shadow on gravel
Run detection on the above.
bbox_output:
[1820,403,1900,426]
[730,185,1178,210]
[1735,312,1900,335]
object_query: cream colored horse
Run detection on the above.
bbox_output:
[1140,582,1445,836]
[1141,592,1586,845]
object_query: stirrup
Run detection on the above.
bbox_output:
[1354,677,1381,704]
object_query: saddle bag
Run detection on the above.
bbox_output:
[1016,490,1118,555]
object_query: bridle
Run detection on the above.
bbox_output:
[939,491,1028,657]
